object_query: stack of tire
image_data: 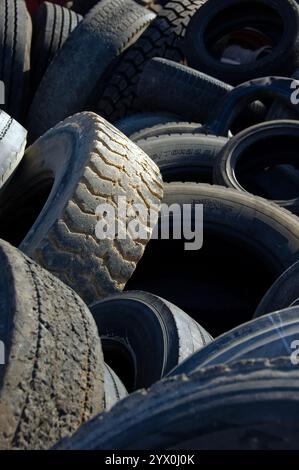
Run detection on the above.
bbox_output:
[0,0,299,450]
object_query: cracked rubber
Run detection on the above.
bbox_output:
[94,0,208,123]
[103,364,127,411]
[0,239,104,450]
[0,0,32,121]
[0,110,27,190]
[27,0,155,140]
[90,290,212,391]
[55,358,299,450]
[170,306,299,376]
[0,112,163,305]
[31,1,82,95]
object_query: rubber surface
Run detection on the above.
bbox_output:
[0,239,104,450]
[0,112,163,305]
[27,0,155,139]
[103,364,128,411]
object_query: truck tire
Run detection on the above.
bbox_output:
[55,358,299,450]
[0,239,104,450]
[0,0,32,121]
[0,112,163,305]
[90,290,212,391]
[27,0,155,139]
[31,1,82,94]
[126,183,299,336]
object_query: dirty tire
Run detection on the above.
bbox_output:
[255,261,299,316]
[0,239,104,450]
[0,0,32,121]
[95,0,208,123]
[27,0,155,139]
[213,120,299,215]
[137,58,232,123]
[130,121,202,142]
[170,306,299,376]
[0,112,163,305]
[0,110,27,190]
[31,2,82,94]
[55,358,299,450]
[103,364,128,411]
[185,0,299,85]
[126,183,299,336]
[136,133,227,182]
[90,290,212,391]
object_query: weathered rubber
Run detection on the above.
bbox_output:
[0,110,27,190]
[0,239,104,450]
[103,364,128,411]
[27,0,155,139]
[0,112,163,305]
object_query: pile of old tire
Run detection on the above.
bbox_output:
[1,0,299,451]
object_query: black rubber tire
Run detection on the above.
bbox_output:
[130,121,202,141]
[0,0,32,121]
[213,120,299,215]
[170,306,299,376]
[27,0,155,140]
[55,358,299,450]
[254,261,299,317]
[136,58,232,123]
[70,0,100,15]
[126,183,299,336]
[136,133,227,183]
[31,2,82,95]
[115,112,179,137]
[0,110,27,190]
[184,0,299,85]
[205,77,299,137]
[0,112,163,305]
[90,290,212,391]
[94,0,209,123]
[0,239,104,450]
[103,364,128,411]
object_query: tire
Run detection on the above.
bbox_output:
[70,0,100,15]
[184,0,299,85]
[103,364,127,411]
[126,183,299,337]
[130,121,202,141]
[55,358,299,450]
[136,58,232,123]
[31,2,82,95]
[90,290,212,391]
[135,133,227,183]
[213,120,299,215]
[0,112,163,305]
[0,110,27,190]
[94,0,209,123]
[27,0,155,140]
[205,77,299,137]
[0,0,32,121]
[170,306,299,376]
[0,239,104,450]
[115,112,179,137]
[254,261,299,317]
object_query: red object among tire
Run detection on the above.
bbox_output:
[26,1,69,15]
